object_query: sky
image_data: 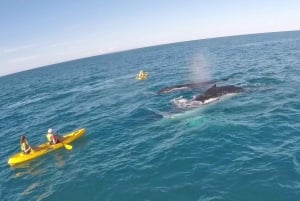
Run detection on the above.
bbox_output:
[0,0,300,76]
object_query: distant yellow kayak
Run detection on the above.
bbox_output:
[7,128,85,166]
[136,74,148,80]
[136,70,148,80]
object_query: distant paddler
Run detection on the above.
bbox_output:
[136,70,148,80]
[20,135,33,154]
[46,128,63,145]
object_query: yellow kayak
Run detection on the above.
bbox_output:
[136,76,146,80]
[136,73,148,80]
[8,128,85,166]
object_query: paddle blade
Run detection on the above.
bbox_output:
[64,144,72,150]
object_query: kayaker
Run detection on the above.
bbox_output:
[138,70,145,77]
[46,128,62,145]
[20,135,32,154]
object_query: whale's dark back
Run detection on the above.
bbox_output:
[195,85,244,102]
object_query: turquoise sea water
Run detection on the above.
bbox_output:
[1,31,300,201]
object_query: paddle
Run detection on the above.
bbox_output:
[63,143,72,150]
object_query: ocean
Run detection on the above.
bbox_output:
[1,31,300,201]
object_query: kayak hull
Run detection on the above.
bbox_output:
[8,128,85,166]
[136,75,148,80]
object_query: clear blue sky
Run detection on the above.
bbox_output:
[1,0,300,76]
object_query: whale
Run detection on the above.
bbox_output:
[194,84,244,103]
[158,77,230,94]
[170,84,244,109]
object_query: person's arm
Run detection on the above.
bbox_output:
[24,140,31,152]
[24,145,31,152]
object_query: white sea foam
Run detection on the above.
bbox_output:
[170,96,204,109]
[170,93,239,109]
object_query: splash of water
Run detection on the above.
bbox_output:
[188,54,211,82]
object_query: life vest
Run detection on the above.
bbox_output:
[20,141,31,154]
[47,133,58,144]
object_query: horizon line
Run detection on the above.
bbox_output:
[1,29,299,78]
